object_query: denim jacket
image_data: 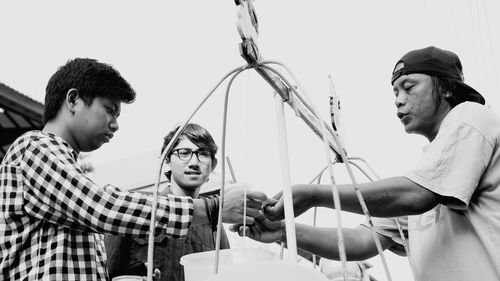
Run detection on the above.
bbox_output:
[105,192,230,281]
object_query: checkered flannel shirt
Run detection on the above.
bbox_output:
[0,131,193,280]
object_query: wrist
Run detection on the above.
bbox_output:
[310,185,318,208]
[192,199,209,225]
[315,184,333,207]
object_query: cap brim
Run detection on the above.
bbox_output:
[456,82,485,105]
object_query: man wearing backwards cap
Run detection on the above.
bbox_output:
[232,46,500,281]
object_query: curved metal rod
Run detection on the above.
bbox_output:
[311,167,327,268]
[255,62,393,281]
[348,156,381,179]
[347,160,375,182]
[213,65,252,273]
[255,62,350,280]
[146,64,250,281]
[348,157,417,280]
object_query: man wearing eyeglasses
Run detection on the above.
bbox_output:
[105,123,231,281]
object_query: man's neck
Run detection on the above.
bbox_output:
[43,120,80,153]
[425,103,452,142]
[169,182,200,199]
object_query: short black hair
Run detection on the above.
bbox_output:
[43,58,136,124]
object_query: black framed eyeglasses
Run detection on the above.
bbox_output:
[171,148,212,164]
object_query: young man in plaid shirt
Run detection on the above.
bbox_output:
[0,58,267,280]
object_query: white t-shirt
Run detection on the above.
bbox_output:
[372,102,500,281]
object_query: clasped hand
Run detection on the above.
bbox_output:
[229,184,316,243]
[221,183,272,225]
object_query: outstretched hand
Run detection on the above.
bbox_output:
[230,213,285,243]
[263,184,316,221]
[222,183,269,225]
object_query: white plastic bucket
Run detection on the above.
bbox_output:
[180,248,277,281]
[319,259,365,281]
[111,276,143,281]
[205,260,330,281]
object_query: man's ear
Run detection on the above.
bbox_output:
[163,170,172,181]
[66,88,80,113]
[162,159,171,171]
[211,158,218,172]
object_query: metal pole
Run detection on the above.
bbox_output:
[273,92,298,261]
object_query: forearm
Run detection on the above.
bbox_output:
[293,223,392,261]
[239,219,395,260]
[21,142,195,237]
[309,176,438,217]
[192,198,210,225]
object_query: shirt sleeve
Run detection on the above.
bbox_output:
[20,139,193,238]
[405,120,493,209]
[361,216,408,256]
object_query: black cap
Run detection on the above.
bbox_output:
[391,46,485,105]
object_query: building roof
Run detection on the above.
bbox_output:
[0,82,44,160]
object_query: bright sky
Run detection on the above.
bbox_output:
[1,1,499,280]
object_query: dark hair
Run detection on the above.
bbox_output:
[162,123,218,180]
[430,76,463,110]
[43,58,136,124]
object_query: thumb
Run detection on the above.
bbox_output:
[246,190,268,202]
[263,197,278,207]
[272,190,283,201]
[264,199,284,220]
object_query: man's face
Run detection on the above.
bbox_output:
[72,96,120,152]
[168,138,213,191]
[393,73,447,139]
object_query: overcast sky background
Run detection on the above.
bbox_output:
[1,1,500,280]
